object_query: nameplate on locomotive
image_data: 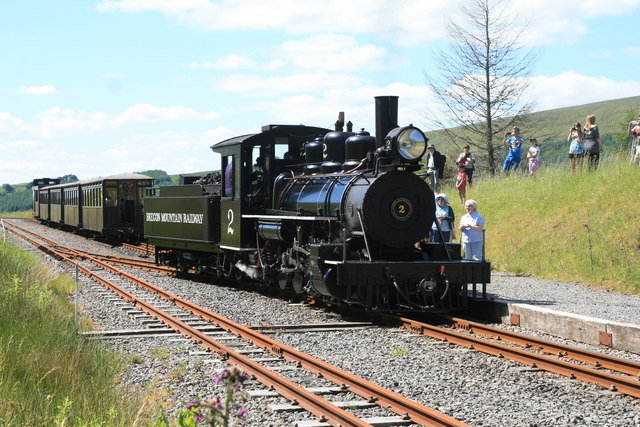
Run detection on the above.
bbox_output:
[145,212,204,224]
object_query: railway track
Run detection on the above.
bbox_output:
[4,220,468,427]
[9,219,640,401]
[397,316,640,399]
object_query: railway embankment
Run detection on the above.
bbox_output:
[0,237,152,425]
[444,154,640,294]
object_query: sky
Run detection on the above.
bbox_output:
[1,0,640,184]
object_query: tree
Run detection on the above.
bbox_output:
[611,109,637,150]
[59,174,78,183]
[2,183,14,193]
[424,0,537,174]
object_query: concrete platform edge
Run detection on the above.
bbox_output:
[467,298,640,354]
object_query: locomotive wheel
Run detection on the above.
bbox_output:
[278,274,292,290]
[292,271,306,294]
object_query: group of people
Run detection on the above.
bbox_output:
[421,112,640,262]
[429,193,486,261]
[566,114,604,171]
[502,126,540,176]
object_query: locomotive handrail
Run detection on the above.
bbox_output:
[433,220,453,261]
[356,208,373,261]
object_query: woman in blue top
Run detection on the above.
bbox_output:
[430,194,455,243]
[503,126,524,174]
[459,199,485,261]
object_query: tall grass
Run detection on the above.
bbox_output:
[0,210,32,218]
[0,240,151,425]
[442,154,640,294]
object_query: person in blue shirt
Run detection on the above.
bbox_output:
[503,126,524,174]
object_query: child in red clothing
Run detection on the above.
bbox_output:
[456,164,467,207]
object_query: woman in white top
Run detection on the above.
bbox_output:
[459,199,485,261]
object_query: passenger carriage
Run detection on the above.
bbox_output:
[33,173,153,240]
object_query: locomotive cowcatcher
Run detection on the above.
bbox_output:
[144,96,490,312]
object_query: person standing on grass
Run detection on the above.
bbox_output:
[503,126,524,175]
[426,144,446,192]
[527,138,540,176]
[568,122,584,172]
[455,164,467,207]
[583,115,603,169]
[459,199,485,261]
[456,145,476,186]
[628,114,640,164]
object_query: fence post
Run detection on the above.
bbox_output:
[75,262,79,331]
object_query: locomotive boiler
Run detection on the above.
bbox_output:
[144,96,490,312]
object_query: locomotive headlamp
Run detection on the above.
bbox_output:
[385,125,428,161]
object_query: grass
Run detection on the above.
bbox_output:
[441,153,640,294]
[0,239,155,425]
[0,210,32,218]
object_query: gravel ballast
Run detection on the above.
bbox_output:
[4,218,640,426]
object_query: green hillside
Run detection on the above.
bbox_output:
[0,175,78,213]
[440,154,640,294]
[425,95,640,169]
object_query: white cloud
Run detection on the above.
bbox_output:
[33,104,220,137]
[588,51,614,59]
[96,0,640,47]
[510,0,640,45]
[97,0,455,45]
[623,46,640,54]
[0,112,27,136]
[115,104,219,123]
[214,72,363,97]
[276,34,399,71]
[192,35,402,73]
[102,127,233,173]
[530,71,640,110]
[249,83,433,132]
[2,140,42,150]
[17,85,57,95]
[0,126,234,184]
[189,54,257,70]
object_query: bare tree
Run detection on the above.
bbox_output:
[425,0,537,174]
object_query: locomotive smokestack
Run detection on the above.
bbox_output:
[334,111,345,131]
[375,96,398,148]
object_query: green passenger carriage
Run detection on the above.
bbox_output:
[32,173,153,239]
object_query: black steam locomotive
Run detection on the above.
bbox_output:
[144,96,490,312]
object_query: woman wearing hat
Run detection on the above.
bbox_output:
[430,194,455,243]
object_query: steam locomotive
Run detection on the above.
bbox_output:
[144,96,490,312]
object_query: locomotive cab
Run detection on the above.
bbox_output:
[211,125,329,251]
